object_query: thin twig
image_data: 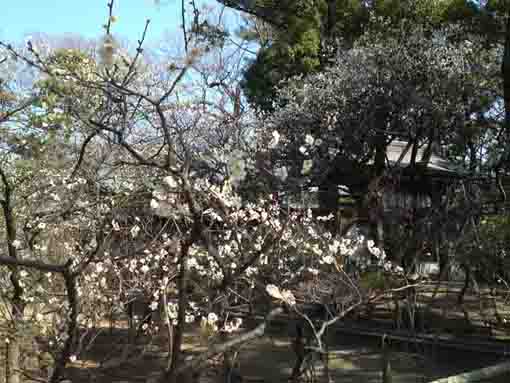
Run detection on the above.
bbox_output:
[121,19,151,87]
[105,0,115,36]
[181,0,188,54]
[172,307,284,377]
[70,131,98,178]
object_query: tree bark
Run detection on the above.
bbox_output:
[290,321,308,380]
[503,14,510,137]
[166,216,200,382]
[1,167,25,383]
[6,334,21,383]
[381,336,393,383]
[500,12,510,172]
[49,270,79,383]
[326,0,336,39]
[457,264,471,305]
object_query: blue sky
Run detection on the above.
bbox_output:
[0,0,226,44]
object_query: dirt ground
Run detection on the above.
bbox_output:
[63,320,508,383]
[3,282,510,382]
[352,281,510,339]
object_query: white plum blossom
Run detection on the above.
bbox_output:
[317,213,335,221]
[207,312,218,323]
[112,220,120,231]
[163,175,179,188]
[188,257,199,269]
[201,315,218,332]
[227,150,247,186]
[266,284,281,299]
[274,166,288,181]
[301,159,313,175]
[269,130,280,148]
[223,317,243,333]
[311,244,322,256]
[130,225,141,238]
[98,33,116,67]
[95,262,105,273]
[328,240,340,254]
[280,290,296,306]
[320,255,335,265]
[265,284,296,306]
[367,239,385,260]
[245,266,258,277]
[150,199,160,209]
[166,302,178,319]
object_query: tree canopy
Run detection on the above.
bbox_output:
[219,0,504,111]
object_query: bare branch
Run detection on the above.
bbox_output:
[70,130,98,178]
[158,66,188,104]
[0,97,38,124]
[0,255,66,273]
[121,19,151,87]
[171,307,284,378]
[49,269,80,383]
[105,0,115,36]
[181,0,189,54]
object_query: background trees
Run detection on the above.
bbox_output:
[0,0,509,382]
[1,2,374,382]
[218,0,509,277]
[221,0,502,112]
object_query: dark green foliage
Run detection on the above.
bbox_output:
[228,0,503,111]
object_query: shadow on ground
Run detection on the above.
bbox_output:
[62,318,507,383]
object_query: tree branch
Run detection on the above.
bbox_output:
[169,307,283,378]
[70,131,98,178]
[49,268,79,383]
[0,255,66,273]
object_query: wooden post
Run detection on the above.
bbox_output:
[5,339,9,383]
[291,320,307,380]
[382,335,392,383]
